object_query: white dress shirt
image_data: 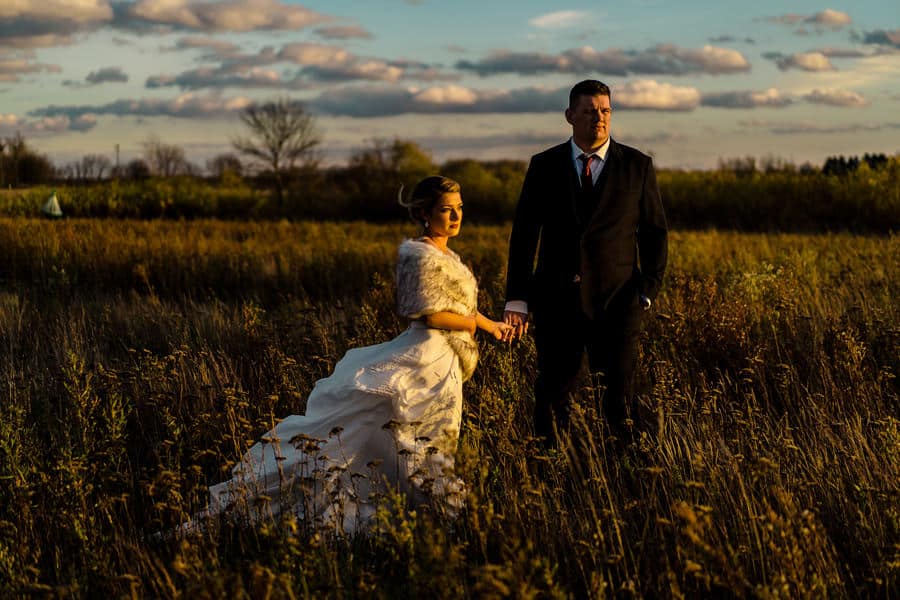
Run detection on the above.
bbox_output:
[570,136,610,186]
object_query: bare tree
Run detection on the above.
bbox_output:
[142,135,188,177]
[206,152,244,179]
[4,133,26,187]
[76,154,112,182]
[125,158,151,180]
[232,98,320,205]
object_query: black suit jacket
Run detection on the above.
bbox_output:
[506,139,668,318]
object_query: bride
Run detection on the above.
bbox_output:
[207,176,514,533]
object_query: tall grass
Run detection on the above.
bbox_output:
[0,219,897,597]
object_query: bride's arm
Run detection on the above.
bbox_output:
[475,311,515,341]
[423,311,515,340]
[424,311,477,334]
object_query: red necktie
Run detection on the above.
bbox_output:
[579,153,594,188]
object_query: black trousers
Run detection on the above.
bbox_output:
[532,281,644,440]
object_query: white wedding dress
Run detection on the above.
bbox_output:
[208,239,478,533]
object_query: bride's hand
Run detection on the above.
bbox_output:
[490,320,515,342]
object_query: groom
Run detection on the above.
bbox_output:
[504,79,668,445]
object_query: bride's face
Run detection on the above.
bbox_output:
[427,192,463,238]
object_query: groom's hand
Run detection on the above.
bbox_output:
[503,310,529,341]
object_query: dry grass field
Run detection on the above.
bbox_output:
[0,218,897,598]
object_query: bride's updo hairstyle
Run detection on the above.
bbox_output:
[398,175,461,229]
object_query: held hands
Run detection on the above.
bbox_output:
[470,311,515,341]
[502,310,529,342]
[488,319,516,342]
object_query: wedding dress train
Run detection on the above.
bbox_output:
[207,239,478,533]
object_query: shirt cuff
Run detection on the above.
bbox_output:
[504,300,528,314]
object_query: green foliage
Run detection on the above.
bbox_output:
[441,159,523,223]
[2,149,897,232]
[659,156,900,232]
[0,221,898,597]
[0,178,267,219]
[0,133,55,186]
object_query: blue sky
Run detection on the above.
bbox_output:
[1,0,897,170]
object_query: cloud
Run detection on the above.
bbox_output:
[529,11,588,29]
[69,114,99,131]
[87,66,128,84]
[29,92,254,121]
[277,42,351,65]
[764,14,805,25]
[23,115,69,133]
[457,44,750,77]
[709,35,755,44]
[167,36,242,57]
[413,85,479,105]
[813,47,869,58]
[457,51,570,76]
[0,0,111,48]
[302,61,403,82]
[413,131,566,152]
[2,0,331,48]
[114,0,330,33]
[0,1,110,22]
[764,9,851,30]
[803,89,869,107]
[859,29,900,48]
[279,43,453,83]
[309,81,702,117]
[613,80,700,111]
[0,57,61,82]
[701,88,869,108]
[314,25,373,40]
[806,9,852,27]
[740,119,900,135]
[146,66,309,90]
[149,42,457,89]
[64,65,128,87]
[31,114,98,133]
[765,51,834,71]
[0,32,77,48]
[0,112,98,136]
[701,88,792,108]
[309,84,561,117]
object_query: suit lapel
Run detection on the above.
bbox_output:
[590,139,622,222]
[550,142,579,224]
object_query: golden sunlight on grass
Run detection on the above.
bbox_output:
[0,220,897,597]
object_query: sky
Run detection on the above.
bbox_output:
[1,0,898,170]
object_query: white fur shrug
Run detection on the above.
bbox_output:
[396,239,479,381]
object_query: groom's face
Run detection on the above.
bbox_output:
[565,93,611,149]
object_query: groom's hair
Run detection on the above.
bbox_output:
[569,80,611,108]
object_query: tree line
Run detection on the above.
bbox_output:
[1,98,897,232]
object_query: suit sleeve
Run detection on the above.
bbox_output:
[505,157,542,303]
[637,157,668,301]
